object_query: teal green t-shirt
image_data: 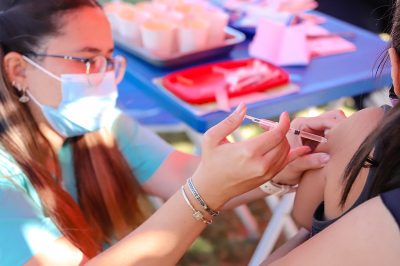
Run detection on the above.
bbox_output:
[0,112,174,265]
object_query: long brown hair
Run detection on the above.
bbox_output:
[0,0,149,257]
[341,0,400,206]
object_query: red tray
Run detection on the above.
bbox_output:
[162,58,289,104]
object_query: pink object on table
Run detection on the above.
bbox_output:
[305,22,329,37]
[214,87,231,112]
[308,36,356,58]
[249,18,310,66]
[298,13,326,24]
[278,0,318,14]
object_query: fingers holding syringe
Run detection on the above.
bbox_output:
[258,136,312,180]
[263,144,311,180]
[258,137,291,181]
[318,109,347,122]
[291,116,339,134]
[287,146,313,164]
[248,112,291,155]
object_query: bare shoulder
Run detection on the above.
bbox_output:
[318,107,384,155]
[269,196,400,266]
[322,107,384,217]
[293,107,384,229]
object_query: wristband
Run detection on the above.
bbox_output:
[259,180,292,196]
[187,177,219,216]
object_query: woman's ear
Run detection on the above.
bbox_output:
[389,48,400,96]
[3,52,27,88]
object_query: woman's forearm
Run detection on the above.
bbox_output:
[260,228,310,265]
[86,184,212,266]
[222,187,269,210]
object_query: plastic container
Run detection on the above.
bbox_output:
[140,21,176,58]
[161,58,290,104]
[104,2,135,34]
[178,19,209,53]
[195,11,229,47]
[113,27,246,68]
[118,7,152,46]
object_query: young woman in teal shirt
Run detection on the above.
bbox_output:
[0,0,341,265]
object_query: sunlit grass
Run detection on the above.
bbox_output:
[379,33,391,42]
[171,141,195,154]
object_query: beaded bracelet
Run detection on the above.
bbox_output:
[187,177,220,217]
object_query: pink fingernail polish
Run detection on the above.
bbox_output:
[235,102,246,114]
[320,154,330,164]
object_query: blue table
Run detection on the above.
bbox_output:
[115,12,391,133]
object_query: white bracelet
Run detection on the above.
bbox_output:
[259,180,293,196]
[181,186,212,225]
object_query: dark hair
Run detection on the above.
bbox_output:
[0,0,149,258]
[341,0,400,206]
[0,0,101,54]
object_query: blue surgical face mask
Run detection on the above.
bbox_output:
[23,55,119,138]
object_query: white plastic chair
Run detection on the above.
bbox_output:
[248,193,299,266]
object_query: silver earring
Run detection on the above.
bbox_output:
[16,83,21,91]
[19,86,29,103]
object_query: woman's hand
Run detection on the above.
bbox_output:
[286,110,347,151]
[265,110,347,186]
[191,103,308,210]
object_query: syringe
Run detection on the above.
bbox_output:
[245,115,327,143]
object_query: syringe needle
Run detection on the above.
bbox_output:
[244,115,327,143]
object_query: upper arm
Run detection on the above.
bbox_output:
[267,196,400,266]
[0,151,89,266]
[24,236,89,266]
[112,114,201,202]
[0,180,69,265]
[293,107,384,229]
[111,114,175,185]
[293,165,325,230]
